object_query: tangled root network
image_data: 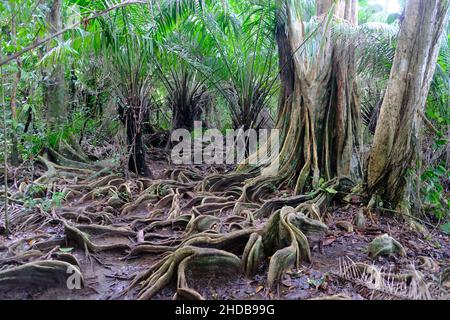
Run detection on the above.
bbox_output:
[3,153,375,300]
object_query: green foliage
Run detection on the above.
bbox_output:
[421,164,449,220]
[0,0,448,230]
[358,0,402,25]
[51,191,66,207]
[23,184,66,212]
[358,0,384,24]
[24,184,47,199]
[441,222,450,235]
[156,0,279,130]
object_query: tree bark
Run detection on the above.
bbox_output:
[286,0,362,190]
[45,0,66,129]
[10,13,21,166]
[366,0,449,208]
[246,0,361,198]
[118,103,153,178]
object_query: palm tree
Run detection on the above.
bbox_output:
[98,6,155,177]
[158,0,279,131]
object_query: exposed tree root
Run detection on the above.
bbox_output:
[367,234,407,260]
[27,153,346,299]
[0,250,43,267]
[64,222,131,254]
[127,202,329,298]
[131,246,241,300]
[6,145,444,301]
[185,215,221,236]
[121,192,159,215]
[253,177,354,218]
[34,156,58,184]
[248,206,328,289]
[0,260,83,289]
[47,148,101,171]
[75,224,135,237]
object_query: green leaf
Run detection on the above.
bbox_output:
[440,223,450,235]
[436,165,446,176]
[387,13,400,24]
[435,139,447,147]
[59,247,74,253]
[319,178,325,186]
[325,187,338,195]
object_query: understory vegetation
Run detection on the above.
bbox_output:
[0,0,449,300]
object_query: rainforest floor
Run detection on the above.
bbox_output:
[0,147,449,300]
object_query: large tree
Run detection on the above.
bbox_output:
[9,6,21,166]
[45,0,66,129]
[366,0,449,209]
[237,0,362,205]
[104,10,154,178]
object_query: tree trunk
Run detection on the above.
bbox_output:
[126,115,151,177]
[119,103,153,178]
[283,0,359,191]
[69,63,77,114]
[172,106,202,131]
[242,0,362,201]
[10,13,21,166]
[45,0,66,129]
[366,0,449,208]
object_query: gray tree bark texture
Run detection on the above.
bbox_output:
[366,0,449,208]
[279,0,362,189]
[10,12,21,166]
[45,0,66,129]
[240,0,362,202]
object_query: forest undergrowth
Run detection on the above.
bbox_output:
[0,140,448,300]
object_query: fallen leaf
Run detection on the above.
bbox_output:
[323,237,336,246]
[255,286,264,293]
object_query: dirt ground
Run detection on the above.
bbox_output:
[0,150,449,300]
